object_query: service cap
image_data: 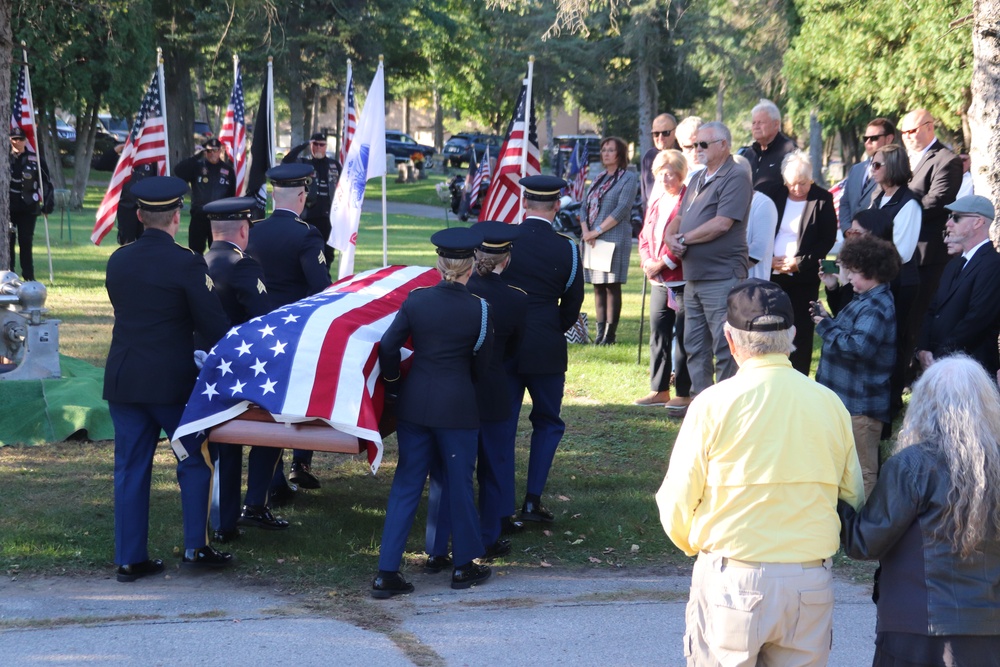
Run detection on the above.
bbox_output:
[10,126,26,139]
[130,176,188,212]
[203,137,223,149]
[519,174,567,201]
[726,279,794,332]
[267,163,314,188]
[310,132,327,142]
[475,220,518,254]
[431,227,484,259]
[204,197,256,223]
[946,194,995,222]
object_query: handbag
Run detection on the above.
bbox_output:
[564,312,590,344]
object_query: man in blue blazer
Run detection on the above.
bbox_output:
[838,118,896,231]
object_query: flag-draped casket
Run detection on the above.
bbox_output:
[171,265,439,473]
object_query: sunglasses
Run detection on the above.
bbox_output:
[11,136,25,141]
[696,139,724,149]
[900,121,932,136]
[862,133,886,143]
[651,130,673,138]
[871,161,884,170]
[680,144,696,151]
[948,212,977,223]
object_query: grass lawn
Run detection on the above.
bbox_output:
[1,177,880,590]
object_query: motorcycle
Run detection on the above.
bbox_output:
[553,195,582,240]
[447,174,489,221]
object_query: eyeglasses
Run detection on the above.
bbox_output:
[11,137,24,142]
[870,161,884,170]
[862,134,887,143]
[680,144,696,151]
[696,139,724,149]
[948,212,977,223]
[651,130,673,138]
[900,121,932,136]
[312,141,327,146]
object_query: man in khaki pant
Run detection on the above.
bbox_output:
[656,279,864,666]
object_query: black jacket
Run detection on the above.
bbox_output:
[174,155,237,213]
[379,281,493,429]
[246,208,331,309]
[104,228,230,404]
[839,443,1000,636]
[282,143,342,220]
[909,139,963,266]
[766,183,838,281]
[9,149,53,216]
[196,241,270,350]
[468,271,526,421]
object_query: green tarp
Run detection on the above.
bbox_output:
[0,355,114,445]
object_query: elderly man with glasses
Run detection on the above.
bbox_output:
[916,195,1000,376]
[174,137,237,254]
[738,99,797,193]
[640,113,679,208]
[838,118,896,232]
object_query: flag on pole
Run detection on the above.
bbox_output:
[478,78,540,223]
[245,62,275,220]
[219,60,248,196]
[339,62,357,167]
[468,148,491,209]
[329,62,387,280]
[10,57,37,154]
[571,141,589,202]
[170,264,440,474]
[91,68,167,245]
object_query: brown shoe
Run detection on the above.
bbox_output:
[664,396,692,417]
[634,391,670,406]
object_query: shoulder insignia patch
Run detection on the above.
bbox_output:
[206,274,215,291]
[257,278,267,294]
[318,251,327,265]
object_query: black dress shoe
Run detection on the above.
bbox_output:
[501,516,525,535]
[212,528,242,543]
[182,546,233,570]
[520,500,555,523]
[238,505,290,530]
[116,558,165,583]
[483,539,512,560]
[371,571,415,599]
[269,483,298,507]
[289,462,320,489]
[451,562,491,589]
[424,555,452,574]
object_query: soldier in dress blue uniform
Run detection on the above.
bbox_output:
[104,176,234,582]
[282,132,342,270]
[174,137,237,254]
[372,227,495,598]
[115,160,159,245]
[424,221,526,571]
[501,175,584,524]
[200,197,288,543]
[246,163,332,499]
[8,126,53,281]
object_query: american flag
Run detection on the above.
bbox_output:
[10,57,37,154]
[478,79,540,223]
[829,178,846,221]
[568,140,589,203]
[91,70,167,245]
[468,148,491,208]
[339,62,356,167]
[171,265,439,474]
[219,63,248,196]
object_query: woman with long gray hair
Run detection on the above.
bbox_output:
[838,354,1000,666]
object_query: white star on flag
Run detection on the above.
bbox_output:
[271,340,287,356]
[230,379,246,395]
[261,379,277,395]
[251,358,267,376]
[259,324,276,338]
[218,359,233,376]
[202,383,219,400]
[236,340,252,356]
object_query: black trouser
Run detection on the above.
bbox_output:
[771,273,820,375]
[188,211,212,255]
[9,211,37,281]
[117,207,143,245]
[649,285,675,392]
[673,286,691,397]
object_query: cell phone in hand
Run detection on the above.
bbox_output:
[820,259,838,274]
[810,300,827,318]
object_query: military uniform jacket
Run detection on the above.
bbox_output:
[379,281,494,429]
[9,149,53,216]
[246,208,331,309]
[282,143,342,220]
[200,240,270,345]
[468,271,526,421]
[501,217,584,375]
[118,162,159,211]
[174,156,237,214]
[104,228,230,404]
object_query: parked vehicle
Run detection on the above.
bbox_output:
[447,173,491,221]
[554,134,602,163]
[442,132,502,168]
[194,121,214,146]
[98,114,130,143]
[553,195,582,240]
[385,130,436,167]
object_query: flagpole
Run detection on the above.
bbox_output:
[20,44,54,284]
[519,55,534,221]
[156,48,170,176]
[380,56,388,267]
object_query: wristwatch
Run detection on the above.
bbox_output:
[677,235,687,246]
[595,225,603,234]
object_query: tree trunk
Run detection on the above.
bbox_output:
[163,46,195,169]
[716,77,725,123]
[402,96,410,135]
[433,88,443,151]
[970,0,1000,244]
[288,82,305,147]
[40,110,66,191]
[809,110,826,188]
[636,54,656,158]
[195,68,210,128]
[71,102,100,209]
[545,102,556,173]
[0,0,11,274]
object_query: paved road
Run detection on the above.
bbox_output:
[363,199,451,221]
[1,567,875,666]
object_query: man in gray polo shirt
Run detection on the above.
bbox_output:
[665,121,752,394]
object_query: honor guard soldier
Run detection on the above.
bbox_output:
[424,221,526,570]
[246,163,332,500]
[282,132,342,269]
[8,126,53,281]
[103,176,234,582]
[501,175,584,524]
[116,160,159,245]
[372,227,494,598]
[200,197,288,542]
[174,137,238,254]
